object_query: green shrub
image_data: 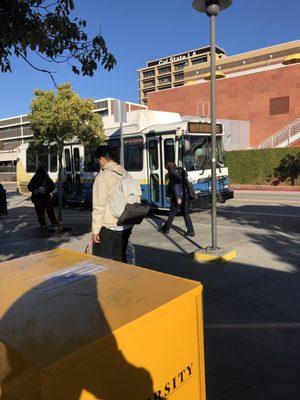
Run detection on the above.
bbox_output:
[226,148,300,185]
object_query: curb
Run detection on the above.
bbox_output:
[231,185,300,192]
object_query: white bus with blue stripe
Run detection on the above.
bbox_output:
[16,110,233,208]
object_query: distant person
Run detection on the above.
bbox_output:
[28,166,58,228]
[92,146,133,262]
[161,162,195,236]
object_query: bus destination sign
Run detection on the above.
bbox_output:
[188,122,223,134]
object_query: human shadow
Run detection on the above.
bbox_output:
[133,243,300,400]
[0,273,154,399]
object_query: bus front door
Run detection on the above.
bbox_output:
[63,145,83,203]
[147,137,163,208]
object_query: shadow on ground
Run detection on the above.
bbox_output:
[0,206,90,261]
[134,243,300,400]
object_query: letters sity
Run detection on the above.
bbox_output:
[148,362,193,400]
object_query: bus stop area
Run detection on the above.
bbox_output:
[1,184,300,399]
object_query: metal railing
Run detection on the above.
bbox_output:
[259,118,300,148]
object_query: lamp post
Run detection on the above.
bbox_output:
[192,0,236,262]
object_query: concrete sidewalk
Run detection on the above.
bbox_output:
[1,189,300,400]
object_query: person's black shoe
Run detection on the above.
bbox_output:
[158,227,169,235]
[185,231,195,237]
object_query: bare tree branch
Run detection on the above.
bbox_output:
[19,53,58,87]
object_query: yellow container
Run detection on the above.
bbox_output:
[0,249,206,400]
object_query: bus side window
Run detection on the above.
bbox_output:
[84,147,99,172]
[164,139,175,167]
[37,146,48,170]
[124,137,143,172]
[108,139,121,164]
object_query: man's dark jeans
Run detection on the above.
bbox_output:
[163,199,194,234]
[93,226,132,263]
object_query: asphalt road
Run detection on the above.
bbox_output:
[1,185,300,400]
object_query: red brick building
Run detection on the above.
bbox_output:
[146,41,300,148]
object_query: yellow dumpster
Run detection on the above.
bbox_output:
[0,248,206,400]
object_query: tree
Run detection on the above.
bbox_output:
[0,0,116,83]
[29,83,105,230]
[273,153,300,186]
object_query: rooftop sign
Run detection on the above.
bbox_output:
[147,46,225,67]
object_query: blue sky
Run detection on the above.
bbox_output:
[1,0,300,118]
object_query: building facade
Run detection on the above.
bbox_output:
[138,46,226,106]
[146,40,300,148]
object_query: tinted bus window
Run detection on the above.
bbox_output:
[73,148,80,172]
[84,147,99,172]
[149,140,158,170]
[108,139,120,164]
[65,149,71,172]
[124,137,143,172]
[164,139,175,167]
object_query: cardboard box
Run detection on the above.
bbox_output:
[0,249,205,399]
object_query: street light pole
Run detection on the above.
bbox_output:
[192,0,236,262]
[209,12,217,250]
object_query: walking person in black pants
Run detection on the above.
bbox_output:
[161,162,195,236]
[92,146,133,263]
[28,167,58,228]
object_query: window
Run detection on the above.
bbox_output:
[108,139,120,164]
[149,140,158,170]
[143,80,155,88]
[124,137,143,171]
[164,139,175,167]
[174,73,184,81]
[26,145,56,173]
[158,76,171,84]
[94,100,108,110]
[143,70,155,78]
[64,149,71,172]
[174,62,188,71]
[150,174,160,203]
[158,66,171,75]
[270,97,289,115]
[191,57,207,65]
[180,136,225,172]
[73,148,80,172]
[84,147,99,172]
[50,147,57,172]
[37,147,48,170]
[97,109,109,117]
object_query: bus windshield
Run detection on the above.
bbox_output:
[180,135,226,172]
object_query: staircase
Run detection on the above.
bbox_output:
[259,118,300,148]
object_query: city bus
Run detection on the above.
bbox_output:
[16,114,233,209]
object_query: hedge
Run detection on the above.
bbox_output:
[226,148,300,185]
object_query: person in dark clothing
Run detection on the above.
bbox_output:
[28,167,58,228]
[162,162,195,236]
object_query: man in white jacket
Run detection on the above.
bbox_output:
[92,145,132,262]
